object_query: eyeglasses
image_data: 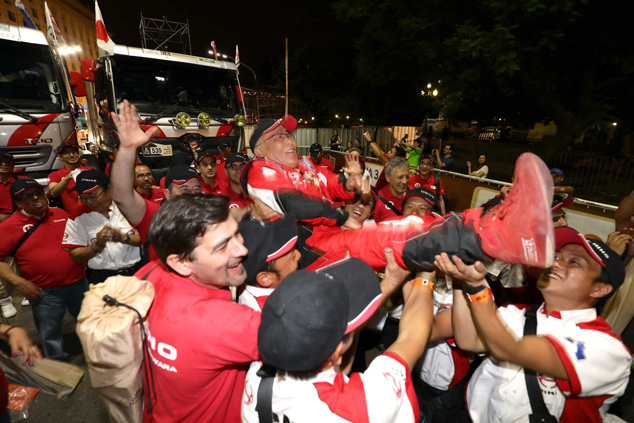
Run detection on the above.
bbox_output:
[136,173,153,179]
[79,188,105,202]
[256,131,293,148]
[15,190,46,201]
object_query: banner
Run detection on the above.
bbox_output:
[95,0,115,56]
[15,0,37,29]
[44,2,63,45]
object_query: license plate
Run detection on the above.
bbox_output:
[142,143,173,157]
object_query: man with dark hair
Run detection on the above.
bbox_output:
[242,257,428,423]
[402,187,438,217]
[216,141,232,185]
[222,153,252,209]
[135,194,260,423]
[373,157,410,223]
[434,144,454,171]
[306,142,335,172]
[48,142,93,218]
[409,154,446,214]
[437,226,631,422]
[197,147,226,195]
[134,163,165,204]
[0,178,87,360]
[62,170,142,284]
[405,137,423,169]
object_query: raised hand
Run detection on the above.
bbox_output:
[110,100,158,149]
[342,153,363,176]
[434,253,487,286]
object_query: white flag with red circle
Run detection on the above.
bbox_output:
[95,1,114,56]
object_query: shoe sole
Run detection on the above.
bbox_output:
[516,153,555,268]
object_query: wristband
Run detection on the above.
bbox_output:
[413,278,435,290]
[4,326,18,338]
[465,286,493,303]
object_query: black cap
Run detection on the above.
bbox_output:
[481,195,504,209]
[555,227,625,290]
[10,178,42,198]
[196,147,219,164]
[71,169,110,194]
[403,187,436,209]
[164,165,201,187]
[258,258,382,372]
[309,143,323,157]
[0,151,15,163]
[225,153,249,169]
[219,142,230,150]
[249,116,298,152]
[55,142,79,154]
[240,215,298,284]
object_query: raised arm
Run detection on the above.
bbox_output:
[366,132,389,165]
[436,254,568,380]
[615,189,634,230]
[110,100,157,225]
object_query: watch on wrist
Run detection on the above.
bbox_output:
[463,284,487,295]
[124,234,131,244]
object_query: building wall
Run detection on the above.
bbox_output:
[0,0,97,72]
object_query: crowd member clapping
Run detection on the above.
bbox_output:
[62,170,142,284]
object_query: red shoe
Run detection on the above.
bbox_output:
[468,153,555,268]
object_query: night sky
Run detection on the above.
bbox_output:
[99,0,356,84]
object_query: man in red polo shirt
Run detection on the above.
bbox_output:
[216,142,231,185]
[135,194,260,423]
[134,163,165,204]
[0,178,87,361]
[305,143,335,173]
[197,147,226,195]
[373,157,410,223]
[222,153,252,208]
[48,142,93,218]
[409,154,446,214]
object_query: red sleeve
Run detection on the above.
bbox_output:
[322,168,354,202]
[0,220,20,259]
[211,304,261,365]
[437,178,445,196]
[134,199,161,243]
[48,169,62,183]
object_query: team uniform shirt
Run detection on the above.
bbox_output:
[201,178,227,196]
[414,291,470,391]
[0,174,28,214]
[408,173,445,196]
[136,260,261,423]
[222,185,252,209]
[216,155,229,185]
[48,166,94,218]
[62,202,141,270]
[467,303,631,423]
[139,187,166,204]
[305,156,335,173]
[372,185,406,223]
[133,198,161,262]
[238,285,274,312]
[0,208,85,289]
[242,352,420,423]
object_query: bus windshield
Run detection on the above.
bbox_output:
[111,55,239,118]
[0,39,67,113]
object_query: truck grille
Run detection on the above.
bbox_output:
[0,145,53,168]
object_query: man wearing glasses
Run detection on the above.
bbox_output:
[62,170,142,284]
[0,178,87,360]
[48,142,94,218]
[408,154,446,214]
[134,163,165,204]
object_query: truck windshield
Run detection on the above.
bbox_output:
[111,55,239,118]
[0,39,67,113]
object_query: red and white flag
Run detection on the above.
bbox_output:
[235,45,240,67]
[44,2,63,45]
[210,41,218,60]
[95,1,114,56]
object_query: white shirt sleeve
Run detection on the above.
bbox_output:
[62,217,89,247]
[362,353,419,423]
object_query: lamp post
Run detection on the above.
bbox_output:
[216,53,258,85]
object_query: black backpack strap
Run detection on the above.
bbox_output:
[434,176,440,197]
[376,193,402,216]
[10,218,43,257]
[524,307,558,422]
[256,366,276,423]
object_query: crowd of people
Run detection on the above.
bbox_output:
[0,101,632,423]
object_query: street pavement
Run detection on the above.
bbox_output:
[3,297,109,422]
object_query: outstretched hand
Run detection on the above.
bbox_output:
[383,248,411,286]
[110,100,158,149]
[342,153,363,176]
[434,253,487,286]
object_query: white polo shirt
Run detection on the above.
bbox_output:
[62,202,141,270]
[467,303,631,423]
[238,285,274,312]
[242,352,419,423]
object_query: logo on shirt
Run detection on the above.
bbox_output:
[54,219,66,223]
[261,167,277,177]
[521,237,537,264]
[538,375,558,390]
[382,372,402,398]
[22,224,33,233]
[414,183,421,188]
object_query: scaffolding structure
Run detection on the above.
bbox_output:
[139,14,192,54]
[243,87,303,122]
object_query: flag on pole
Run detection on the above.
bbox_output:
[210,41,218,60]
[95,0,114,56]
[235,45,240,68]
[44,2,63,45]
[15,0,37,29]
